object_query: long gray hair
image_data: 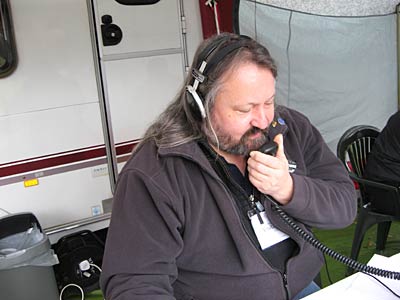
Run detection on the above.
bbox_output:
[140,32,277,149]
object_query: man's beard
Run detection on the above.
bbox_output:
[204,120,269,156]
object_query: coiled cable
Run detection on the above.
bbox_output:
[266,195,400,280]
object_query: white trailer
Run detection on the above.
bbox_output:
[0,0,203,243]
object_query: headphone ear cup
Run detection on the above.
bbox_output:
[186,86,206,119]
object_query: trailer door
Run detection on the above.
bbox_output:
[90,0,189,184]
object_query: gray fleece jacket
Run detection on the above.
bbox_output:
[101,106,357,300]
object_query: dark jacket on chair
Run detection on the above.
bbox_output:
[364,111,400,185]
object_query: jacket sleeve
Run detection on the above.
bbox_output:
[100,168,183,300]
[281,116,357,229]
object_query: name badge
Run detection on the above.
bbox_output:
[250,211,289,250]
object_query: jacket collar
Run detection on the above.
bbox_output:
[157,140,216,174]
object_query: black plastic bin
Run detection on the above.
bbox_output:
[0,213,59,300]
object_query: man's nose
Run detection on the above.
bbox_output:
[251,107,269,129]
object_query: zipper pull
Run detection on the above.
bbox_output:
[247,195,256,219]
[248,194,264,224]
[249,194,255,208]
[283,272,288,286]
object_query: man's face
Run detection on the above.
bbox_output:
[205,62,275,156]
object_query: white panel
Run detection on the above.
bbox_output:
[0,0,105,163]
[0,103,105,163]
[94,0,181,56]
[104,53,184,143]
[0,0,111,234]
[0,166,112,229]
[1,0,98,116]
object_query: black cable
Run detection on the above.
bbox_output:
[322,254,334,285]
[361,271,400,298]
[265,194,400,280]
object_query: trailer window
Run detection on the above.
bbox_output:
[115,0,160,5]
[0,0,17,78]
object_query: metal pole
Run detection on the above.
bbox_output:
[397,4,400,110]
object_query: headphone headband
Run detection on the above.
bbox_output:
[201,38,250,77]
[186,35,251,119]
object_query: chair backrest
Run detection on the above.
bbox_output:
[337,125,400,216]
[337,125,380,177]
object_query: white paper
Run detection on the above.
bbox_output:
[349,253,400,299]
[303,253,400,300]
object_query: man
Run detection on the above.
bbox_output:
[364,110,400,185]
[100,33,357,300]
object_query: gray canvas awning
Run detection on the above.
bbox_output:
[236,0,399,150]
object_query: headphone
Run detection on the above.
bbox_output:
[186,35,251,119]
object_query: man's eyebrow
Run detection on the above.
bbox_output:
[265,94,275,102]
[233,94,276,108]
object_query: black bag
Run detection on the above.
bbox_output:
[53,230,104,296]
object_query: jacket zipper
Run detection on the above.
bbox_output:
[196,141,291,299]
[283,272,290,300]
[218,164,291,300]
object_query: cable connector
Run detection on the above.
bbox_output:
[79,260,90,271]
